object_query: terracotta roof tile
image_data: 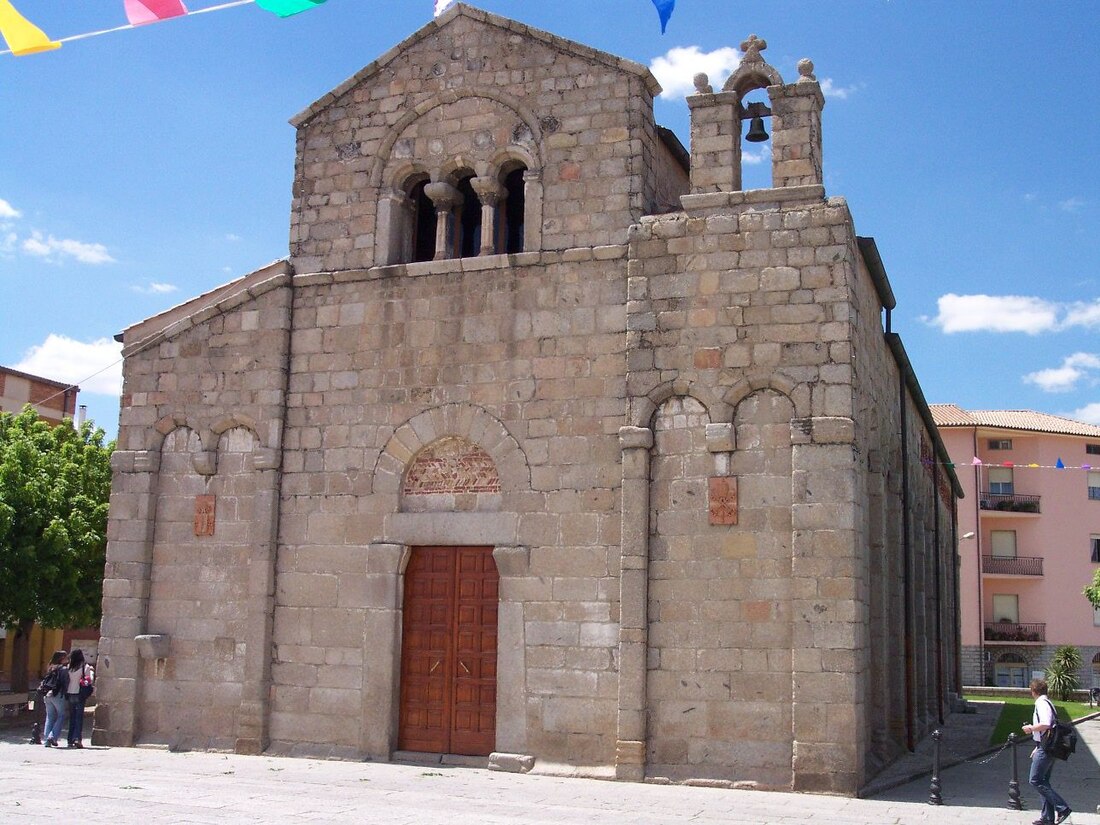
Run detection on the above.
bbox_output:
[930,404,1100,437]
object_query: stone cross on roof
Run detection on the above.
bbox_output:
[739,34,767,62]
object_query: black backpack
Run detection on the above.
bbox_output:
[37,668,61,696]
[1040,699,1078,761]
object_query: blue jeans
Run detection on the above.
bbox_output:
[66,695,87,745]
[1029,745,1069,822]
[43,694,67,743]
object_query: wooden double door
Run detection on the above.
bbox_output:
[398,546,499,756]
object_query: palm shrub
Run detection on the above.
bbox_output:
[1046,645,1082,701]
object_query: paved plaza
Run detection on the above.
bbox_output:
[0,709,1097,824]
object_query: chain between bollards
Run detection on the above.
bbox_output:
[928,729,942,805]
[1007,732,1022,810]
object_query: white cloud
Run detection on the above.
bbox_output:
[742,148,767,165]
[1059,197,1086,213]
[13,335,123,397]
[819,78,859,100]
[225,233,242,242]
[1070,402,1100,426]
[927,293,1060,335]
[1024,352,1100,392]
[927,294,1100,335]
[21,231,115,265]
[434,0,455,16]
[0,198,20,219]
[1064,301,1100,328]
[132,281,178,295]
[0,232,16,255]
[650,45,742,100]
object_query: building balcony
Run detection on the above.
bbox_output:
[980,555,1044,576]
[984,622,1045,643]
[979,492,1041,514]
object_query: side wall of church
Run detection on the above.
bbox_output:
[94,276,293,750]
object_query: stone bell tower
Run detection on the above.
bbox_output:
[687,34,825,192]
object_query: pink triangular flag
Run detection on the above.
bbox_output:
[125,0,188,26]
[971,457,983,465]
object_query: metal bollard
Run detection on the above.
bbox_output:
[928,729,942,805]
[1007,733,1022,810]
[30,721,42,745]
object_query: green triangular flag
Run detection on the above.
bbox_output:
[255,0,326,18]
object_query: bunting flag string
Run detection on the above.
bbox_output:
[651,0,675,33]
[919,457,1097,472]
[0,0,328,57]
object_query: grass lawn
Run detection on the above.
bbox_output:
[964,694,1094,746]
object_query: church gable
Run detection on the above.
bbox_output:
[289,5,676,273]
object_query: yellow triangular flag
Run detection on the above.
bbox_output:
[0,0,61,56]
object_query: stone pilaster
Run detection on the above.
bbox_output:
[616,425,653,781]
[789,416,863,794]
[361,542,407,758]
[492,545,531,754]
[234,448,283,755]
[92,449,160,747]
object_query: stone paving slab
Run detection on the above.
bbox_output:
[0,721,1096,825]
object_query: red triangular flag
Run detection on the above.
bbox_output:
[124,0,188,26]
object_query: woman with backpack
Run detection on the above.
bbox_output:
[65,648,94,748]
[40,650,69,747]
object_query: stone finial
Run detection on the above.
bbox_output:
[740,34,767,62]
[798,58,816,82]
[693,73,713,94]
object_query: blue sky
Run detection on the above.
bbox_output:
[1,0,1098,439]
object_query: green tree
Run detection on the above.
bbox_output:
[1045,645,1082,702]
[0,406,113,693]
[1085,568,1100,611]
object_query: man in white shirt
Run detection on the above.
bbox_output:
[1021,677,1072,825]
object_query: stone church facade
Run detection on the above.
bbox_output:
[94,5,963,795]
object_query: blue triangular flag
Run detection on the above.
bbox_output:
[651,0,675,33]
[1056,458,1065,469]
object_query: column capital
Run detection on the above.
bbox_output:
[619,426,653,451]
[470,176,504,206]
[424,181,461,210]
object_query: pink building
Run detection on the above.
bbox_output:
[933,405,1100,688]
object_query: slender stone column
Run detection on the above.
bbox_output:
[521,169,542,252]
[616,425,653,781]
[471,177,504,256]
[424,181,460,261]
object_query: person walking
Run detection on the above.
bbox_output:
[39,650,69,747]
[64,649,94,749]
[1022,677,1072,825]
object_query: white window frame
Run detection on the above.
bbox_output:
[1089,471,1100,501]
[989,467,1014,496]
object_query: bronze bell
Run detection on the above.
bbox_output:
[745,115,769,142]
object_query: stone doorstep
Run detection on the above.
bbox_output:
[391,750,488,770]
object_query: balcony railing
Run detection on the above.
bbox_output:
[981,555,1044,576]
[979,492,1041,513]
[984,622,1045,643]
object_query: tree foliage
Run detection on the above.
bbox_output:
[0,406,113,632]
[1085,568,1100,610]
[1045,645,1082,702]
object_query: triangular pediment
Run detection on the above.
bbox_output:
[290,3,659,128]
